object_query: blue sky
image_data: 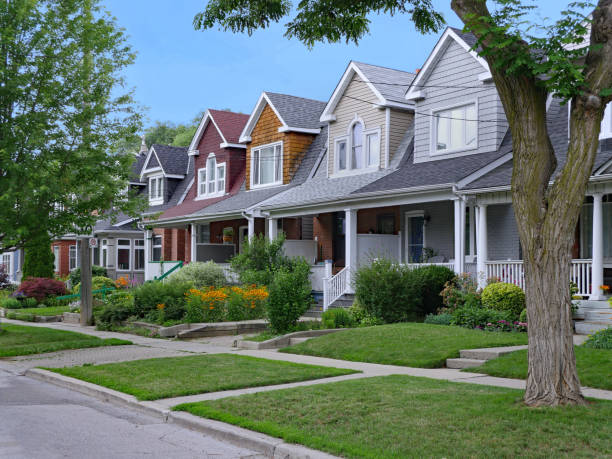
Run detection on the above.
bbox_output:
[103,1,568,128]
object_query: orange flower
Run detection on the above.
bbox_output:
[600,285,610,291]
[157,303,165,310]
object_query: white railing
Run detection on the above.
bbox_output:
[403,262,455,271]
[323,267,348,311]
[485,259,593,296]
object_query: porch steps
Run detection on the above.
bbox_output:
[446,345,528,369]
[575,321,612,334]
[328,293,355,309]
[574,300,612,335]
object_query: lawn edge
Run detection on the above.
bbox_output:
[25,368,337,458]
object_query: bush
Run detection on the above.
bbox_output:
[16,277,67,302]
[184,287,227,323]
[481,282,525,319]
[95,291,136,326]
[168,261,227,288]
[133,280,192,321]
[451,305,512,329]
[0,297,21,309]
[408,265,455,316]
[267,259,312,333]
[519,309,527,323]
[225,286,268,322]
[69,266,108,287]
[424,313,453,325]
[583,328,612,349]
[440,273,481,313]
[73,276,116,298]
[0,265,11,290]
[24,297,38,307]
[230,234,291,286]
[322,308,355,329]
[22,234,54,279]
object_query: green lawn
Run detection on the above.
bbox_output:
[280,323,528,368]
[468,346,612,390]
[50,354,358,400]
[5,306,70,316]
[176,375,612,459]
[0,324,130,357]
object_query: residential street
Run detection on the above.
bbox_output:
[0,368,263,459]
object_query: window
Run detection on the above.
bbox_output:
[152,236,162,261]
[600,103,612,139]
[251,142,282,187]
[149,176,163,204]
[69,245,77,271]
[334,121,380,173]
[53,246,60,272]
[1,253,11,275]
[405,212,425,263]
[196,224,210,244]
[198,155,226,197]
[134,240,145,271]
[433,103,477,154]
[117,239,131,271]
[101,240,108,267]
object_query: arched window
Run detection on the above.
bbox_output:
[198,154,226,197]
[351,122,363,169]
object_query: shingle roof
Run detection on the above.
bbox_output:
[353,62,416,104]
[93,212,140,234]
[130,153,147,182]
[265,92,326,130]
[449,27,478,48]
[151,144,189,176]
[142,156,195,216]
[208,109,249,144]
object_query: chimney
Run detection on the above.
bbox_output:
[415,68,421,74]
[139,135,148,155]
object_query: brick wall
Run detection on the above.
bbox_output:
[282,218,301,240]
[313,213,333,261]
[51,240,77,277]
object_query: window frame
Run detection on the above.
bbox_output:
[116,239,132,272]
[1,252,12,276]
[197,154,227,199]
[333,119,381,176]
[133,239,145,271]
[69,245,77,271]
[600,102,612,139]
[53,246,60,272]
[250,141,283,189]
[152,235,162,262]
[101,239,108,268]
[431,101,479,156]
[148,175,164,205]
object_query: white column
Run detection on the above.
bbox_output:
[345,209,357,293]
[476,204,488,289]
[190,224,197,262]
[591,193,604,300]
[144,229,152,281]
[247,217,255,240]
[453,198,466,274]
[468,206,476,258]
[268,218,278,241]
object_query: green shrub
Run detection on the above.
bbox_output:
[230,234,291,286]
[519,309,527,323]
[0,297,21,309]
[95,291,136,326]
[184,299,205,323]
[69,266,108,287]
[73,276,116,298]
[267,259,312,333]
[132,279,191,321]
[408,265,455,316]
[347,301,383,327]
[440,273,481,312]
[24,297,38,308]
[451,306,512,329]
[322,308,355,329]
[22,233,54,279]
[7,311,35,321]
[168,261,227,288]
[583,328,612,349]
[424,313,453,325]
[481,282,525,319]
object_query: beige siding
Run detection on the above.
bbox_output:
[389,109,414,163]
[327,74,387,175]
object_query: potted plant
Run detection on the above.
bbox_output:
[222,227,234,244]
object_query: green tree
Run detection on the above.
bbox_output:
[0,0,144,252]
[194,0,612,406]
[22,232,55,279]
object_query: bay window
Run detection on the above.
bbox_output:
[198,155,226,197]
[117,239,131,271]
[149,176,163,204]
[433,103,477,154]
[251,142,282,187]
[134,240,145,271]
[334,121,380,173]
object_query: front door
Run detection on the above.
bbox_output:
[238,226,248,253]
[406,213,425,263]
[332,212,346,267]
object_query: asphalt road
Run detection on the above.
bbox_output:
[0,368,263,459]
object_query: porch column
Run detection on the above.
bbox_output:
[468,206,476,258]
[345,208,357,292]
[453,198,465,274]
[144,230,152,281]
[247,217,255,240]
[268,218,278,241]
[591,193,604,300]
[190,224,197,262]
[476,204,488,289]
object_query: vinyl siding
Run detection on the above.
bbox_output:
[389,109,414,163]
[413,39,508,163]
[487,203,521,260]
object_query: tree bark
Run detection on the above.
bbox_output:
[452,0,612,406]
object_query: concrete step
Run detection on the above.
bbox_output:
[584,310,612,321]
[459,345,528,360]
[575,300,611,310]
[446,358,487,369]
[302,310,322,318]
[575,321,612,335]
[288,337,311,346]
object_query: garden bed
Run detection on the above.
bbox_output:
[1,306,70,322]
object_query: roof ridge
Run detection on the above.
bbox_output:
[353,60,415,76]
[264,91,326,105]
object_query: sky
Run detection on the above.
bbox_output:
[103,0,569,129]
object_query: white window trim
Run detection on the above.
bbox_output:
[116,239,132,272]
[600,103,612,139]
[250,141,283,189]
[332,118,381,177]
[133,239,145,272]
[69,245,77,271]
[101,240,108,268]
[151,235,163,262]
[53,246,60,272]
[1,252,13,276]
[148,175,164,205]
[196,154,226,200]
[405,210,426,263]
[430,100,479,156]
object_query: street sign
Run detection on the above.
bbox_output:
[88,238,98,248]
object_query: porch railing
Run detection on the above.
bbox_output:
[403,262,455,271]
[485,259,592,296]
[323,267,348,311]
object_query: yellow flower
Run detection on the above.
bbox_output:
[157,303,165,310]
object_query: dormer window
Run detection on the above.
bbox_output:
[149,176,163,205]
[334,119,380,174]
[251,141,282,188]
[198,154,226,198]
[433,103,477,154]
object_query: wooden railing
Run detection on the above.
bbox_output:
[323,267,348,311]
[485,259,592,296]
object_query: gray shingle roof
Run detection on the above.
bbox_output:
[353,62,416,104]
[151,144,189,176]
[130,153,147,182]
[142,156,195,216]
[449,27,478,48]
[265,92,326,130]
[93,212,140,234]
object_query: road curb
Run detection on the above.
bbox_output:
[25,368,337,458]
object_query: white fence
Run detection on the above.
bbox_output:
[403,262,455,271]
[284,239,318,263]
[323,267,348,311]
[309,264,327,292]
[485,259,592,296]
[357,234,400,264]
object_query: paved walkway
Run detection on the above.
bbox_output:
[3,318,611,402]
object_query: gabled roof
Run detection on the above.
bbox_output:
[320,61,416,121]
[140,144,189,180]
[239,92,326,143]
[188,109,249,155]
[405,27,491,101]
[129,153,147,183]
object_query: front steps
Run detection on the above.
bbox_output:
[446,345,528,369]
[304,293,355,318]
[574,299,612,335]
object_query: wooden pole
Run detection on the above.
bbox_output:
[79,238,93,325]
